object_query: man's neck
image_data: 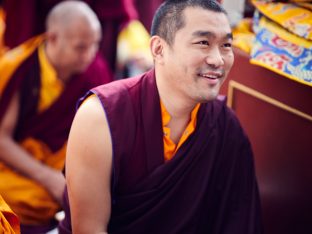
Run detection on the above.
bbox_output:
[156,71,196,119]
[55,69,72,83]
[156,72,198,144]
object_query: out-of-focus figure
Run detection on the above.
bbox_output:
[0,1,112,233]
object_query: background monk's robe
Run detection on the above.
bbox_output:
[0,195,20,234]
[0,35,112,225]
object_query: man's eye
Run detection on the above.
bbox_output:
[223,43,232,48]
[198,41,209,46]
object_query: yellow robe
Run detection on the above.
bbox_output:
[0,35,65,225]
[0,195,20,234]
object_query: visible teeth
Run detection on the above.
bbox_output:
[201,74,218,79]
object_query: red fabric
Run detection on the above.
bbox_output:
[3,1,33,47]
[135,0,163,31]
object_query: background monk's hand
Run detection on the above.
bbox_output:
[36,166,66,206]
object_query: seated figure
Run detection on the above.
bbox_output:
[0,1,112,233]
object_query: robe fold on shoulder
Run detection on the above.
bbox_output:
[0,36,112,225]
[60,69,262,233]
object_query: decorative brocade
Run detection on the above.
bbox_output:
[250,0,312,86]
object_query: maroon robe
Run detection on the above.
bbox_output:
[59,69,262,233]
[0,48,112,153]
[135,0,163,31]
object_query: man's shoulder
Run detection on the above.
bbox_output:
[93,70,153,98]
[213,99,250,143]
[202,97,233,119]
[202,98,244,133]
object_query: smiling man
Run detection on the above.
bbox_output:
[60,0,263,233]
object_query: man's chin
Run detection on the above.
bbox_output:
[75,65,90,74]
[202,91,220,102]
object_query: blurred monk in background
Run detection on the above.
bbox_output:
[0,1,112,233]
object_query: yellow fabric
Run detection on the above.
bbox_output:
[0,35,45,98]
[0,8,7,57]
[0,139,66,225]
[0,34,63,112]
[117,19,152,65]
[257,15,312,49]
[0,196,20,234]
[252,0,312,40]
[161,101,200,161]
[250,13,312,87]
[232,18,255,54]
[38,43,64,112]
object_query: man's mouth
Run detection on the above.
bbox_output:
[198,72,223,80]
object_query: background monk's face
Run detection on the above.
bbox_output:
[53,19,101,74]
[162,7,234,103]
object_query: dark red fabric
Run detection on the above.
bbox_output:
[135,0,163,31]
[3,1,36,47]
[20,219,58,234]
[0,48,112,153]
[59,69,262,233]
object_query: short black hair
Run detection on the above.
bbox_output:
[151,0,227,46]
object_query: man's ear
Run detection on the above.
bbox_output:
[150,36,165,64]
[45,30,57,45]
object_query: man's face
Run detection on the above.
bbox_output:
[162,7,234,104]
[53,20,101,74]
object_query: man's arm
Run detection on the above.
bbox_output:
[0,91,65,205]
[66,95,112,234]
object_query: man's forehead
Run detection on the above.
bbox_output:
[191,30,233,40]
[183,6,228,22]
[182,7,231,35]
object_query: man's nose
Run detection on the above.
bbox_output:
[205,47,224,68]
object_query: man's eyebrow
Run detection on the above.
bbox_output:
[192,31,233,40]
[192,30,214,38]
